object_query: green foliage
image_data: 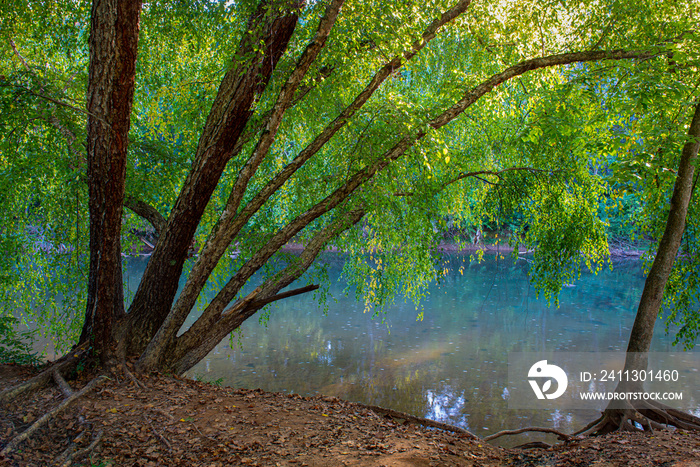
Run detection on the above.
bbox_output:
[2,0,700,354]
[0,315,40,366]
[193,373,225,387]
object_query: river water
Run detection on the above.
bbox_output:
[124,251,691,445]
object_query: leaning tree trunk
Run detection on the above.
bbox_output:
[79,0,142,363]
[589,100,700,434]
[119,0,303,357]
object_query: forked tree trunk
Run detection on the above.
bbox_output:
[79,0,142,363]
[119,0,303,356]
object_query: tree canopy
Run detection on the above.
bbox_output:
[0,0,699,371]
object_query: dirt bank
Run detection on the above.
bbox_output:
[1,366,698,466]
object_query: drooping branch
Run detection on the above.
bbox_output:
[10,83,105,123]
[394,167,556,196]
[158,47,653,372]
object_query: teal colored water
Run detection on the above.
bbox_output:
[125,252,691,445]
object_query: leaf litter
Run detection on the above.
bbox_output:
[0,364,699,466]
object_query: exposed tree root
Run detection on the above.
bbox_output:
[484,426,571,442]
[145,416,172,451]
[0,344,87,404]
[121,362,146,390]
[359,403,478,439]
[571,415,604,436]
[0,375,108,456]
[513,441,552,449]
[581,400,700,436]
[58,430,103,467]
[56,429,87,464]
[53,369,74,398]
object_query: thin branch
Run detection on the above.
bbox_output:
[8,39,30,72]
[247,284,320,310]
[394,167,553,196]
[445,167,554,187]
[124,195,167,235]
[59,430,104,467]
[591,22,614,50]
[9,84,107,124]
[145,417,172,451]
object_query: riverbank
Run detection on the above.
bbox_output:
[1,365,697,466]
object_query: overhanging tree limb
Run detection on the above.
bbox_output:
[395,167,558,195]
[163,0,476,352]
[137,0,343,370]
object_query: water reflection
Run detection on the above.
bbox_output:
[125,252,692,446]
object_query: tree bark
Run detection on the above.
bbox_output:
[137,0,344,371]
[79,0,142,363]
[124,195,166,235]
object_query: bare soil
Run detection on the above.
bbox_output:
[1,365,699,466]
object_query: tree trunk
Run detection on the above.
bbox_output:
[589,100,700,434]
[624,99,700,366]
[79,0,142,363]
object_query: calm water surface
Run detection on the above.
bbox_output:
[126,252,689,445]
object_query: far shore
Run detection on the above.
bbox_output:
[127,237,649,261]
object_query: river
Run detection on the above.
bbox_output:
[123,251,693,445]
